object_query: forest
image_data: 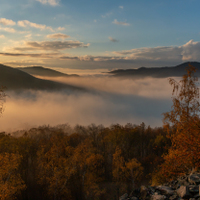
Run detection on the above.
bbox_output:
[0,64,199,200]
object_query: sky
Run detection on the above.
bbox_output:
[0,0,200,73]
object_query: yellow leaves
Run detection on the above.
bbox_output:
[112,147,143,187]
[0,153,26,200]
[159,64,200,182]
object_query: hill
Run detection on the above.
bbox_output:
[18,66,79,77]
[0,64,84,91]
[108,62,200,78]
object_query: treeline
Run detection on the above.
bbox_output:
[0,123,170,200]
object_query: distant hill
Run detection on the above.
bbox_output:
[0,64,84,91]
[108,62,200,78]
[18,66,79,77]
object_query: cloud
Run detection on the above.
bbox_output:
[0,18,16,26]
[57,27,65,31]
[47,33,70,39]
[101,12,113,18]
[18,20,54,31]
[36,0,60,6]
[181,40,200,60]
[0,35,5,38]
[112,19,130,26]
[0,77,172,132]
[1,40,200,69]
[10,40,90,52]
[119,6,123,9]
[113,46,182,62]
[0,52,59,58]
[0,26,16,33]
[109,37,118,42]
[113,40,200,63]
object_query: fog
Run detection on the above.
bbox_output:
[0,76,173,132]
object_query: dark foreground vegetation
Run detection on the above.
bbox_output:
[0,64,200,200]
[0,123,170,200]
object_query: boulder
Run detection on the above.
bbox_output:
[188,185,199,194]
[140,185,149,199]
[131,197,138,200]
[188,174,200,185]
[169,194,178,200]
[157,186,174,195]
[119,193,128,200]
[151,193,166,200]
[176,186,192,199]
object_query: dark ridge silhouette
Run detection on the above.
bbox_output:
[18,66,79,77]
[108,62,200,78]
[0,64,84,91]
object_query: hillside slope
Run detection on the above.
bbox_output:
[0,64,84,91]
[109,62,200,78]
[18,66,79,77]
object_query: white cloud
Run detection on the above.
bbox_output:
[47,33,70,39]
[0,18,16,26]
[0,35,5,38]
[109,37,118,42]
[57,27,65,31]
[181,40,200,60]
[1,40,200,68]
[36,0,60,6]
[119,6,123,9]
[112,19,130,26]
[18,20,54,31]
[0,26,16,33]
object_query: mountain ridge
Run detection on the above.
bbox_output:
[18,66,79,78]
[108,62,200,78]
[0,64,84,91]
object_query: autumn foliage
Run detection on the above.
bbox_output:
[0,122,170,200]
[154,64,200,184]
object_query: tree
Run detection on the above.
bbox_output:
[158,64,200,182]
[0,86,6,115]
[0,153,26,200]
[163,64,200,129]
[112,147,143,199]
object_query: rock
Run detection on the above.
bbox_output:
[188,174,200,185]
[188,185,199,194]
[169,194,178,200]
[131,197,138,200]
[176,186,192,199]
[140,185,149,199]
[151,194,166,200]
[157,186,174,195]
[119,193,128,200]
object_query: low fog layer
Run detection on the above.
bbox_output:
[0,76,173,132]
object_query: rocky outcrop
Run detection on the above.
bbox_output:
[119,172,200,200]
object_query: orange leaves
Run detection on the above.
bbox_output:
[112,147,143,187]
[0,153,26,200]
[159,64,200,182]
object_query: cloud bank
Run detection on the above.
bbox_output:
[0,18,16,26]
[1,40,200,69]
[0,77,172,132]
